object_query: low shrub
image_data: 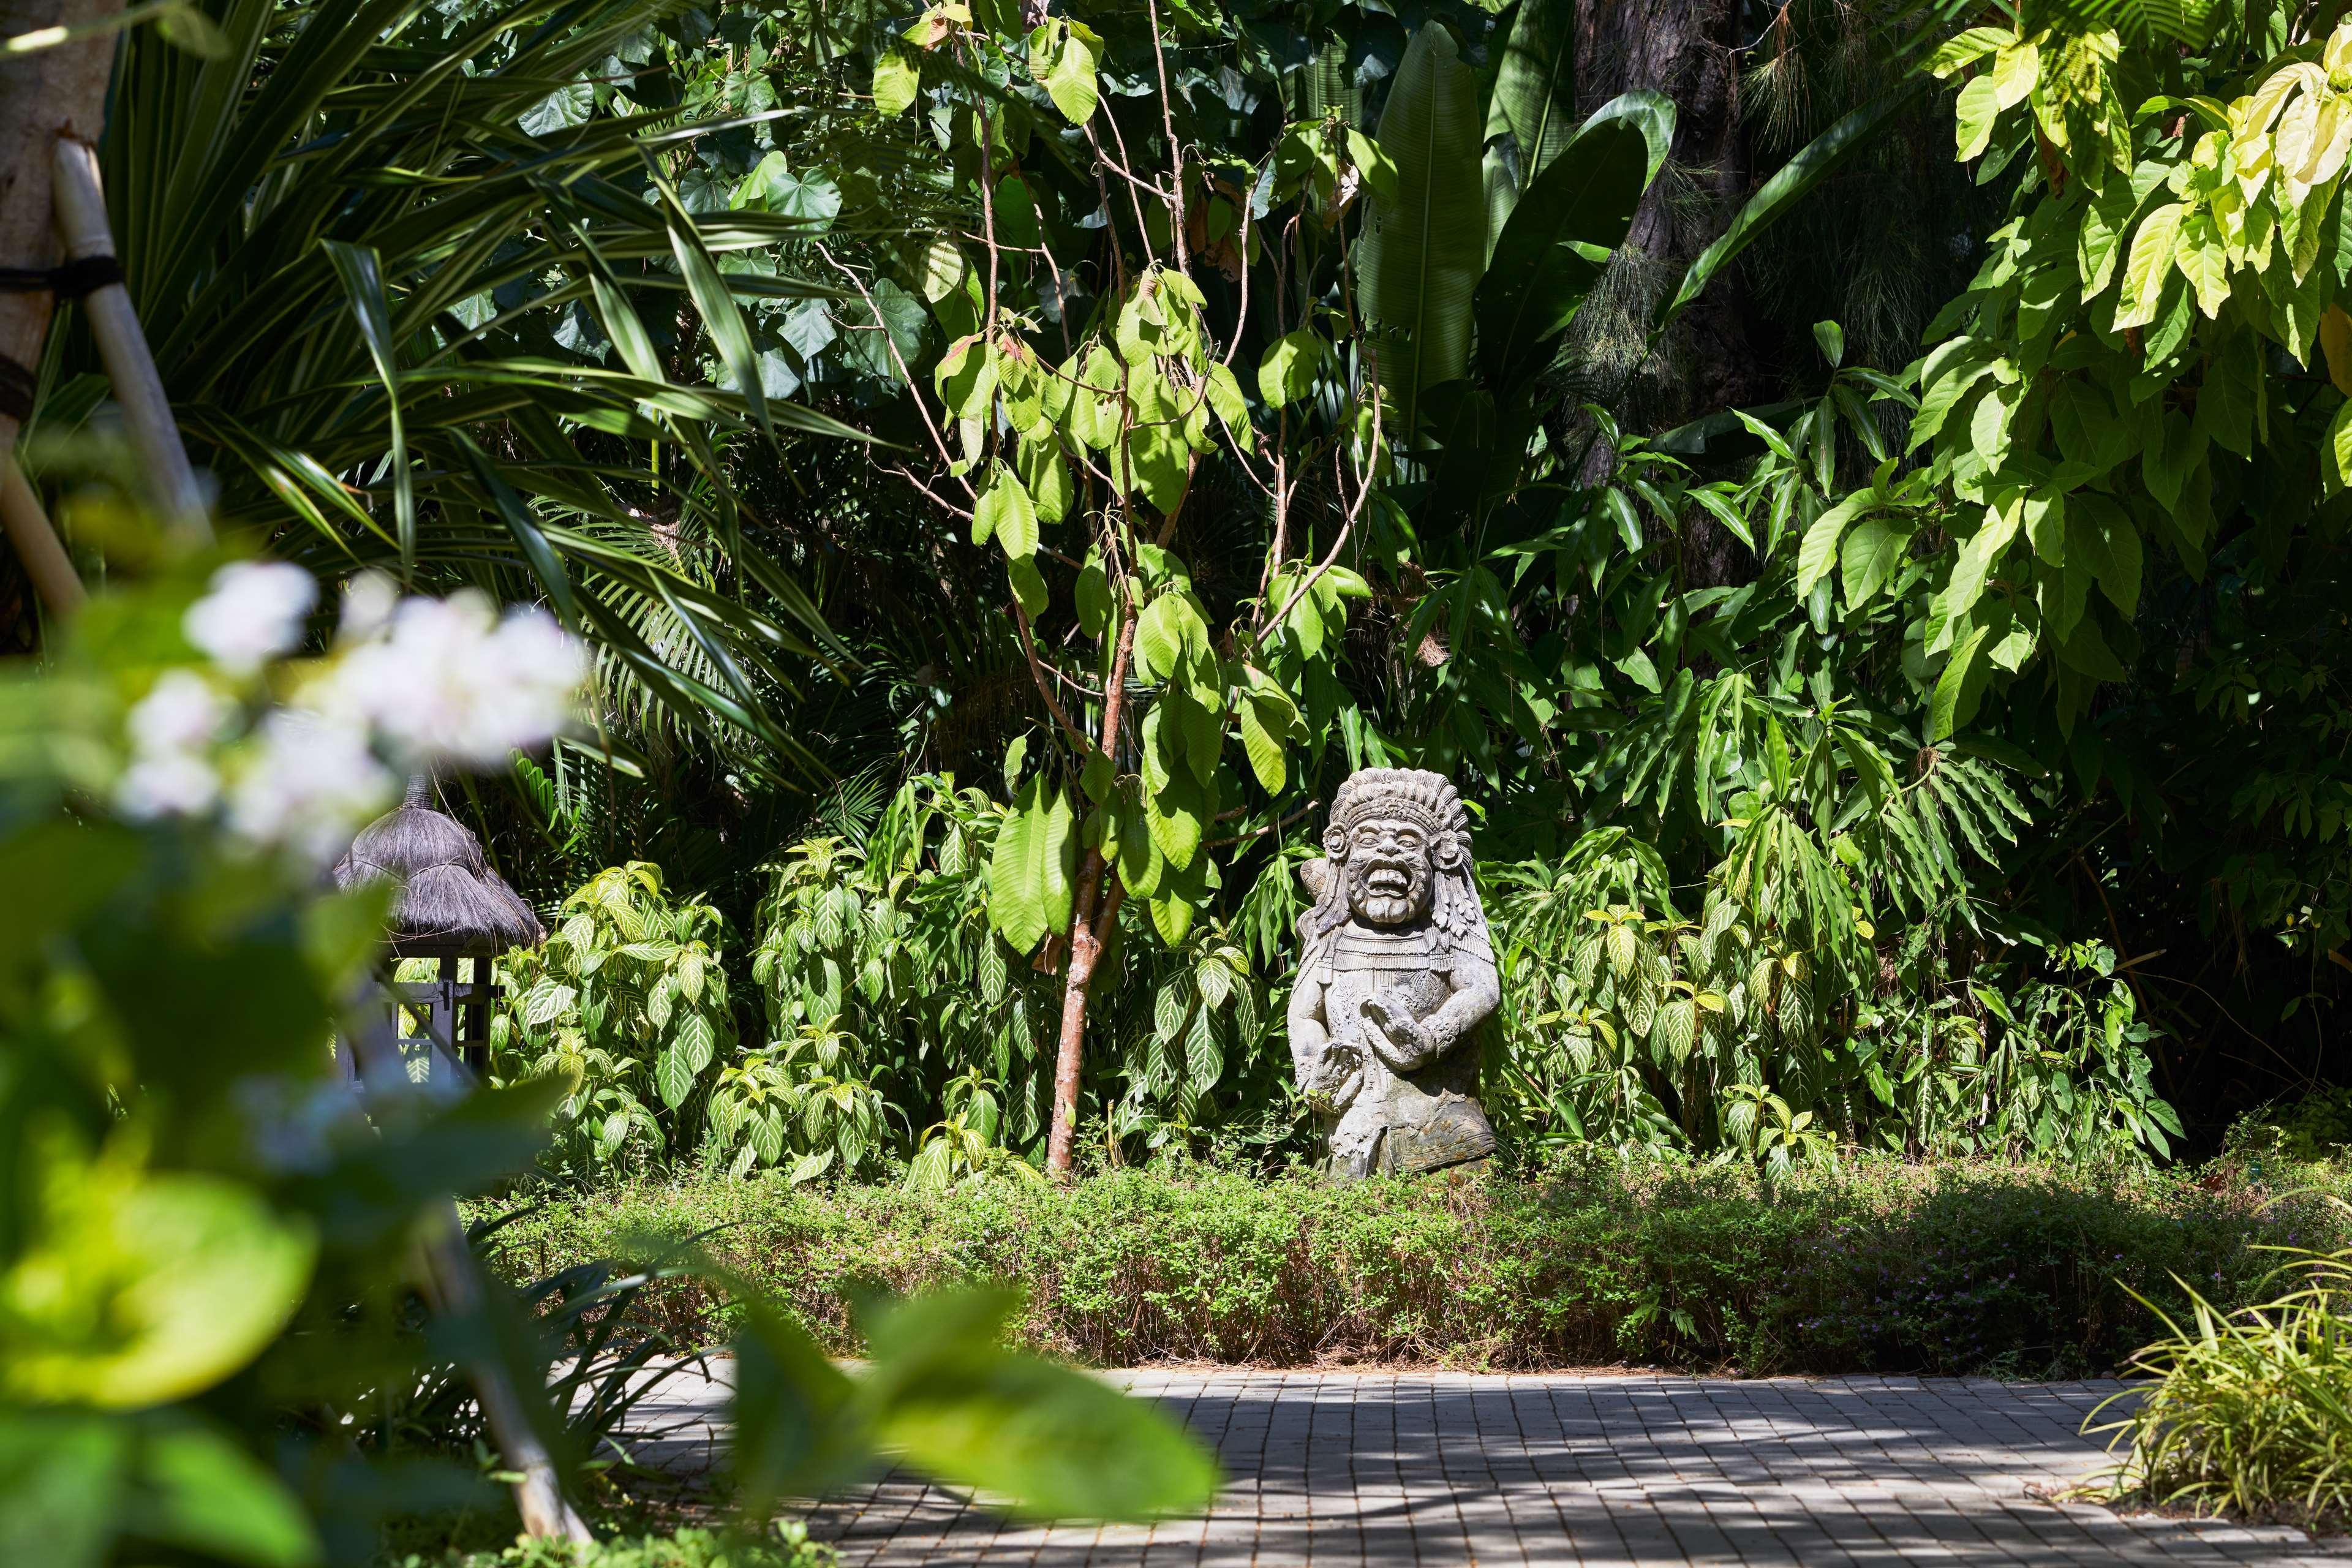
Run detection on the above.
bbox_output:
[478,1155,2352,1377]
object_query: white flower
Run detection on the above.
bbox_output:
[337,570,399,646]
[227,710,397,865]
[326,591,586,767]
[114,669,234,820]
[127,669,231,757]
[185,561,318,675]
[117,752,221,820]
[472,605,590,762]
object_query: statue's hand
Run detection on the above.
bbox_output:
[1361,992,1434,1068]
[1302,1040,1364,1115]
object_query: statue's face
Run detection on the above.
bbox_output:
[1338,815,1435,926]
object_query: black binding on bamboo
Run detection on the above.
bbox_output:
[0,256,123,296]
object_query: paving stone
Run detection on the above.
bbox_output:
[624,1368,2352,1564]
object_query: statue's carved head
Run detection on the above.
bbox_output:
[1300,768,1477,937]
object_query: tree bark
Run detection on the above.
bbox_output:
[0,0,121,461]
[0,1,122,620]
[1577,0,1760,408]
[1576,0,1760,590]
[1043,608,1137,1177]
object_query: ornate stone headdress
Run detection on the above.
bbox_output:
[1297,767,1488,960]
[1319,768,1472,869]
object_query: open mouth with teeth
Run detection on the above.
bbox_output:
[1365,865,1411,898]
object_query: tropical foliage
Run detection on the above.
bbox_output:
[492,862,743,1174]
[21,0,2352,1194]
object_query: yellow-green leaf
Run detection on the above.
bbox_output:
[873,48,920,116]
[1027,18,1102,126]
[1239,695,1287,793]
[2328,398,2352,489]
[2322,304,2352,394]
[1204,361,1253,442]
[1925,26,2010,80]
[1941,501,2021,623]
[1839,517,1907,605]
[2172,218,2228,318]
[1257,328,1325,409]
[1932,624,1991,739]
[2114,202,2186,331]
[1796,492,1873,596]
[1955,74,2002,161]
[976,466,1038,559]
[1988,39,2039,112]
[986,779,1075,953]
[1,1168,317,1409]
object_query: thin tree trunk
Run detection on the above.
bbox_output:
[1044,608,1138,1177]
[0,1,119,454]
[0,1,121,612]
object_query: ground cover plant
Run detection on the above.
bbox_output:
[2087,1197,2352,1531]
[401,1527,835,1568]
[477,1154,2352,1378]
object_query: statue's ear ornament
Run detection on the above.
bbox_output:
[1297,857,1334,900]
[1321,825,1349,859]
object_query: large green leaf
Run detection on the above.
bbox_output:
[1485,0,1578,190]
[1654,78,1924,332]
[320,241,415,575]
[0,1410,320,1568]
[1356,23,1487,435]
[861,1291,1219,1522]
[1474,92,1675,388]
[0,1169,315,1410]
[986,779,1076,954]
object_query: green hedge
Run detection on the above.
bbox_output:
[480,1156,2352,1377]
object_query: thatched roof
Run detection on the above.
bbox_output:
[334,777,546,953]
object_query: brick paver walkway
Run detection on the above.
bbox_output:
[630,1367,2352,1564]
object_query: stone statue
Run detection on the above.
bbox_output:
[1287,767,1500,1178]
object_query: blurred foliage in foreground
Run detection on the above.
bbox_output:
[0,535,1214,1567]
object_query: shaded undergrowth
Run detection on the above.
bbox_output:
[477,1155,2352,1378]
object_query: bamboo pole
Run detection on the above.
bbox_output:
[0,456,81,611]
[50,136,208,537]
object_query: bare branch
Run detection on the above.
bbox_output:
[1205,798,1320,851]
[1145,0,1188,271]
[889,462,976,521]
[817,243,972,500]
[1014,595,1092,753]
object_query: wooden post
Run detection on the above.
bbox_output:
[0,456,81,611]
